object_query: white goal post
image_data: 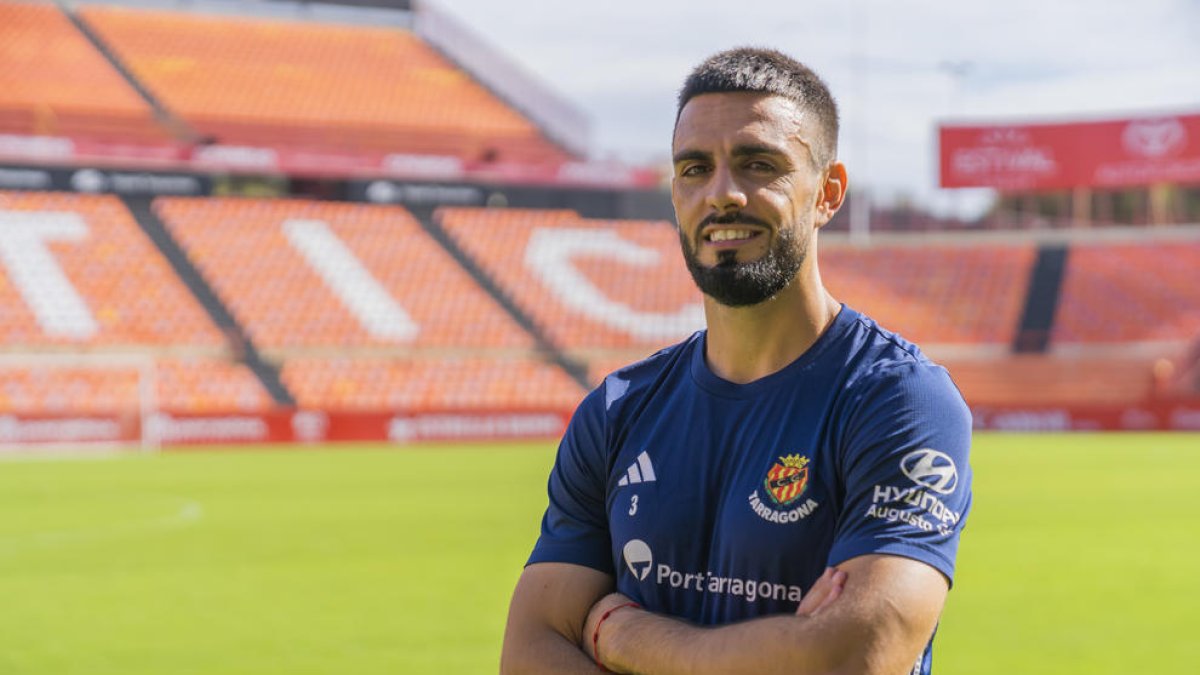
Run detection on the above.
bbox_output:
[0,352,159,453]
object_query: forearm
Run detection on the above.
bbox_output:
[592,555,943,675]
[500,624,605,675]
[502,562,615,675]
[600,609,865,675]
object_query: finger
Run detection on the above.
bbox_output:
[795,567,836,615]
[811,569,847,615]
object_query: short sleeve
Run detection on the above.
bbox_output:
[828,363,973,585]
[526,385,614,575]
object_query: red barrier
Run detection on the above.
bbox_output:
[0,412,139,446]
[148,409,573,446]
[3,404,1196,449]
[939,112,1200,190]
[972,402,1200,432]
[0,134,660,189]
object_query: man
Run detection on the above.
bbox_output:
[501,47,972,675]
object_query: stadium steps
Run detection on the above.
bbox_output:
[62,5,201,143]
[1013,244,1070,353]
[120,195,295,406]
[409,205,591,390]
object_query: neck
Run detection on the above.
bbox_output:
[701,267,840,385]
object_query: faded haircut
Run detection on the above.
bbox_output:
[676,47,840,166]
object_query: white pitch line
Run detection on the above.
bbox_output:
[0,498,205,556]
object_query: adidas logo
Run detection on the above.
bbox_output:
[617,451,656,486]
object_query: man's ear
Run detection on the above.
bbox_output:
[815,162,848,227]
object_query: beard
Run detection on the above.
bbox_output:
[679,214,807,307]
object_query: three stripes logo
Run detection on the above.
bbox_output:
[617,451,656,486]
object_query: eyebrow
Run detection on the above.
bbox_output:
[732,144,788,159]
[672,149,710,165]
[672,143,790,166]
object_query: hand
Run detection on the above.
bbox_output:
[582,592,638,665]
[795,566,847,617]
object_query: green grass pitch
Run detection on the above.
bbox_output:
[1,433,1196,674]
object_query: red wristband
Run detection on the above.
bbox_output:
[592,601,640,672]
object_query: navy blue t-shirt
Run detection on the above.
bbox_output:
[528,305,972,674]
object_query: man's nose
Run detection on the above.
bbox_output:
[704,166,748,213]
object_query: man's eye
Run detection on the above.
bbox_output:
[680,165,709,177]
[746,161,775,172]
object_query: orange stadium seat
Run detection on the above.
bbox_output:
[0,2,169,142]
[0,364,137,415]
[154,197,534,351]
[155,358,274,412]
[580,242,1035,385]
[438,208,705,354]
[0,359,271,415]
[1054,242,1200,344]
[942,357,1154,406]
[585,351,667,389]
[80,5,571,163]
[821,244,1036,346]
[281,356,584,410]
[0,190,224,348]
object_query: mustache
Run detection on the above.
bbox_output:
[699,212,772,230]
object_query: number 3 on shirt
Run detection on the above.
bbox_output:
[628,494,639,516]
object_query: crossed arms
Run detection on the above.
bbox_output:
[500,553,948,675]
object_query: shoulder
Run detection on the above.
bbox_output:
[557,334,701,479]
[838,309,971,433]
[841,310,959,393]
[594,332,703,418]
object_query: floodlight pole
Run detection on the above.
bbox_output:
[938,60,974,224]
[849,0,870,246]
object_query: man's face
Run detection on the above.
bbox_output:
[671,92,832,307]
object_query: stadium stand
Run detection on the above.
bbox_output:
[0,358,272,414]
[821,244,1037,347]
[0,2,169,142]
[0,364,139,415]
[0,1,1194,437]
[281,356,584,410]
[941,356,1155,406]
[79,5,573,163]
[438,207,1043,386]
[1053,242,1200,344]
[0,190,224,348]
[150,197,587,413]
[153,197,535,351]
[155,358,275,412]
[437,207,704,355]
[0,190,270,414]
[0,1,174,144]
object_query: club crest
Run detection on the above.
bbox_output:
[764,454,810,506]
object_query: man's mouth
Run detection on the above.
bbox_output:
[705,228,761,243]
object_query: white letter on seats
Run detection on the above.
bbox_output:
[282,219,419,341]
[0,211,97,339]
[524,228,703,340]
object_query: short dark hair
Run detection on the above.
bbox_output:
[676,47,839,166]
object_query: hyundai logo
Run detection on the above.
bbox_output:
[900,449,958,494]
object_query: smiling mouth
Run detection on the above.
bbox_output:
[704,228,763,245]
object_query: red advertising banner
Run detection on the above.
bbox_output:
[0,409,574,448]
[971,402,1200,432]
[146,409,573,446]
[2,404,1195,450]
[939,112,1200,190]
[0,412,139,447]
[0,134,660,189]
